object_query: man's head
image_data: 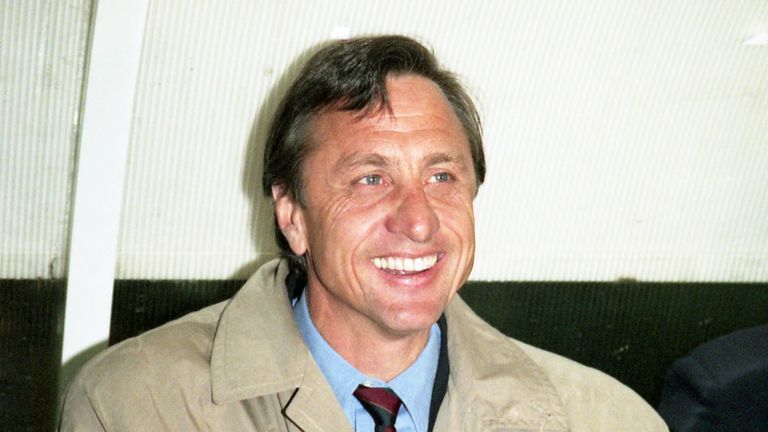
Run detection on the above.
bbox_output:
[262,35,485,341]
[263,35,485,267]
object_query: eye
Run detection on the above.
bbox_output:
[428,172,452,183]
[357,174,383,186]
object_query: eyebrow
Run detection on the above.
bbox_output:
[423,152,469,170]
[333,152,391,172]
[334,151,470,172]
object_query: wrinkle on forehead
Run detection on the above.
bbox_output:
[320,109,458,137]
[333,149,471,175]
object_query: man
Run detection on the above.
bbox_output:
[60,35,667,431]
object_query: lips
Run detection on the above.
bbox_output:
[372,254,439,273]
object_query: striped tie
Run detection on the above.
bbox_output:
[353,384,402,432]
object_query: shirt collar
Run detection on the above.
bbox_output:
[293,289,440,432]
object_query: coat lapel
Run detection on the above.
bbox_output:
[280,359,353,432]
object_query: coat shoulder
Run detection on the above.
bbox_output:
[60,301,229,429]
[517,341,668,432]
[76,300,226,386]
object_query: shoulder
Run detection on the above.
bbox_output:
[516,339,668,431]
[658,324,768,430]
[61,301,228,425]
[447,296,667,431]
[664,324,768,401]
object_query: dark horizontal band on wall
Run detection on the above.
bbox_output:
[2,278,767,432]
[0,279,66,432]
[110,279,768,407]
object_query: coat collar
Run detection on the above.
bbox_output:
[211,258,305,402]
[210,258,352,431]
[438,296,570,431]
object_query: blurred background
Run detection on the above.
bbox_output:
[1,0,766,430]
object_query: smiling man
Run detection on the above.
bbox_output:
[272,74,476,381]
[60,36,668,431]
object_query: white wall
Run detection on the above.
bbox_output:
[0,0,92,279]
[115,0,768,282]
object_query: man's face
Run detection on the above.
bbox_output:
[275,75,476,341]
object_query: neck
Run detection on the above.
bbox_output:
[306,289,431,381]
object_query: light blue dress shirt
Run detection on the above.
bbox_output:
[293,290,440,432]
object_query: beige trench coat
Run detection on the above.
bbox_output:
[60,259,668,431]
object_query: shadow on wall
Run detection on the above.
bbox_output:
[232,42,331,280]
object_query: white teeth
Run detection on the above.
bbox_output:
[403,258,414,271]
[372,254,439,272]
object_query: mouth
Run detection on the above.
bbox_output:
[371,253,440,275]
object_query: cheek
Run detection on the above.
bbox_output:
[434,191,476,240]
[448,213,476,256]
[308,198,384,264]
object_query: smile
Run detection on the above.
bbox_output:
[372,254,439,272]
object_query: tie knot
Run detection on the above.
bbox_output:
[353,384,402,431]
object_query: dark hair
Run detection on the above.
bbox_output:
[262,35,485,274]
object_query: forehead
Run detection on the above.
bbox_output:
[308,75,469,159]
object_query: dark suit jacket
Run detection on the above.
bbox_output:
[658,324,768,431]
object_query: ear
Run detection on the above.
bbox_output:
[272,184,308,256]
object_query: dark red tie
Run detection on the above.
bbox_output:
[353,384,402,432]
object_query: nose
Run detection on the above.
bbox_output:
[384,186,439,243]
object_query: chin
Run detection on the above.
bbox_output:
[380,302,447,335]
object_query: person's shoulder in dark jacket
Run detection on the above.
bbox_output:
[658,323,768,432]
